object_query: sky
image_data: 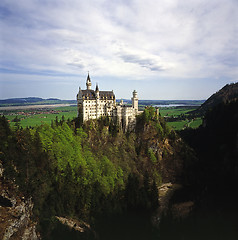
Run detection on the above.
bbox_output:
[0,0,237,100]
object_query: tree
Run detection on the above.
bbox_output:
[12,116,20,122]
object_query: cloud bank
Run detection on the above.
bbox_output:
[0,0,237,99]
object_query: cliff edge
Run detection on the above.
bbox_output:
[0,162,40,240]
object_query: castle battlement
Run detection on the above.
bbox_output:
[76,74,139,130]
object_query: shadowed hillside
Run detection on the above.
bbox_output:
[195,82,238,115]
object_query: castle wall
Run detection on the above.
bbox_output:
[114,105,138,131]
[81,98,115,121]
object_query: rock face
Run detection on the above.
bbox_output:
[171,201,194,219]
[0,179,40,240]
[152,183,181,225]
[152,183,194,226]
[56,216,91,233]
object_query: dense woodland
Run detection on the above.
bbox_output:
[0,107,193,238]
[180,98,238,191]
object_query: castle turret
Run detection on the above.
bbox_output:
[86,72,92,90]
[132,90,138,112]
[95,84,100,118]
[77,86,81,100]
[77,86,83,118]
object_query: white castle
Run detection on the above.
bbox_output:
[76,73,140,130]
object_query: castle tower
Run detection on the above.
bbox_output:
[86,72,92,90]
[155,107,159,120]
[95,84,100,118]
[76,86,83,119]
[132,90,138,112]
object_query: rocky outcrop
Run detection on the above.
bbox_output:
[152,183,181,225]
[152,183,194,226]
[0,161,3,177]
[54,216,96,239]
[0,179,40,240]
[56,216,91,233]
[171,201,194,219]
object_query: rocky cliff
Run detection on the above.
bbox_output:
[0,162,40,240]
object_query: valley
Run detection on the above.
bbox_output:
[1,102,202,130]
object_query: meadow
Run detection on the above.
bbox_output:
[159,106,202,130]
[159,106,195,116]
[2,105,202,130]
[5,106,77,128]
[167,118,202,130]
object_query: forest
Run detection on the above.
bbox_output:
[0,106,194,238]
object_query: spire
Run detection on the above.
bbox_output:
[87,71,91,82]
[95,83,99,92]
[86,72,92,90]
[95,83,99,99]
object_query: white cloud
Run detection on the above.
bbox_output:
[0,0,237,99]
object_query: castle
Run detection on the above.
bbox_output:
[76,73,139,130]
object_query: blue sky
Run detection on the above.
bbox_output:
[0,0,237,100]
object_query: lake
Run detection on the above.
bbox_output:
[153,104,198,108]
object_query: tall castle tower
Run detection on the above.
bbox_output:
[132,90,138,113]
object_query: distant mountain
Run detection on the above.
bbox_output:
[116,99,204,106]
[0,97,204,107]
[195,82,238,114]
[0,97,76,106]
[138,100,204,106]
[0,97,44,104]
[46,98,61,101]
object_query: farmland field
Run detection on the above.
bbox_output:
[166,118,202,130]
[189,118,203,128]
[3,106,77,128]
[159,106,202,130]
[159,107,195,117]
[2,105,202,130]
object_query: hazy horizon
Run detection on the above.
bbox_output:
[0,96,206,101]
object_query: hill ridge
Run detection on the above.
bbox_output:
[196,82,238,114]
